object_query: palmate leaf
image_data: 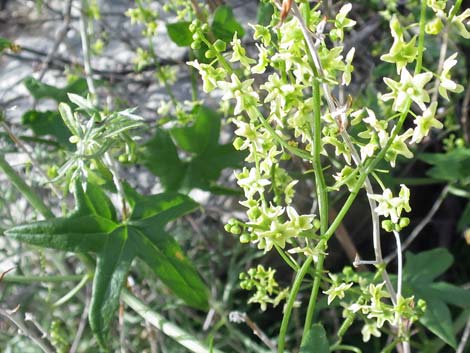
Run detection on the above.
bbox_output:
[140,105,245,193]
[6,183,208,348]
[403,248,461,349]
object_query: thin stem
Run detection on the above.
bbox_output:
[79,0,97,101]
[69,285,91,353]
[147,36,178,106]
[277,256,313,353]
[0,155,54,219]
[311,78,329,235]
[414,0,427,74]
[392,231,402,300]
[1,274,85,283]
[104,152,128,220]
[302,248,326,340]
[53,273,92,307]
[2,121,62,199]
[456,313,470,353]
[122,290,225,353]
[302,78,329,338]
[250,109,314,162]
[324,105,410,242]
[274,245,299,271]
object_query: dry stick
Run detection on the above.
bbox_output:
[384,185,449,264]
[37,0,73,81]
[461,74,470,144]
[2,121,63,199]
[290,2,397,303]
[0,308,55,353]
[69,286,91,353]
[456,314,470,353]
[229,311,277,352]
[79,0,96,99]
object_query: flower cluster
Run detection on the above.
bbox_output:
[368,184,411,232]
[332,267,425,343]
[239,265,289,311]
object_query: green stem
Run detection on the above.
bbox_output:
[324,101,410,241]
[122,290,224,353]
[0,155,54,219]
[414,0,427,74]
[189,49,199,101]
[448,0,463,21]
[53,273,92,307]
[311,79,328,235]
[1,274,85,283]
[302,245,326,340]
[275,244,299,271]
[278,256,313,353]
[302,78,329,339]
[252,109,314,161]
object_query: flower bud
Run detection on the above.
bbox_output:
[240,233,251,243]
[213,39,226,52]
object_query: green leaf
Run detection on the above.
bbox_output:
[67,93,99,115]
[166,21,193,47]
[140,129,187,191]
[426,282,470,309]
[299,323,330,353]
[257,2,274,26]
[211,5,245,42]
[5,215,115,253]
[90,227,134,347]
[419,298,457,348]
[0,37,16,53]
[403,248,453,284]
[23,77,89,104]
[170,105,220,154]
[419,149,470,183]
[21,110,72,148]
[130,192,199,223]
[132,227,208,310]
[6,182,208,348]
[141,106,245,193]
[182,143,244,191]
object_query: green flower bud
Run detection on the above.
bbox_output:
[205,49,216,59]
[399,217,410,229]
[313,219,321,230]
[382,220,394,232]
[240,233,251,243]
[231,225,242,235]
[190,41,201,50]
[213,39,226,52]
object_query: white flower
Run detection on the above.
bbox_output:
[438,53,464,100]
[411,102,442,143]
[382,68,433,112]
